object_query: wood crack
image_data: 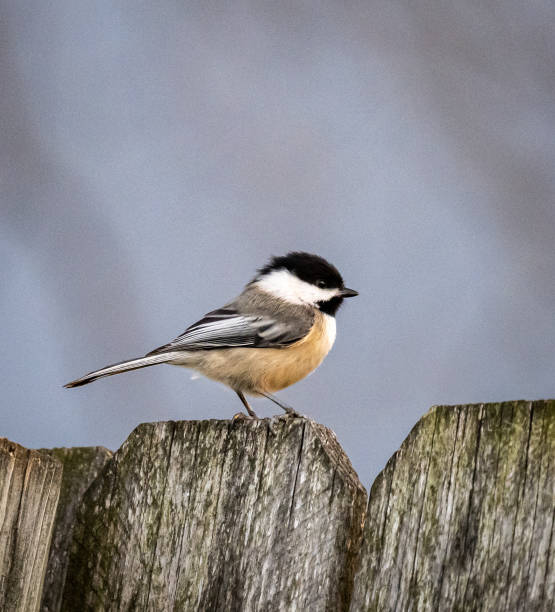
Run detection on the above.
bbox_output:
[408,407,439,593]
[255,424,270,509]
[146,421,177,605]
[288,420,306,530]
[480,406,505,604]
[540,504,554,606]
[26,463,55,608]
[523,406,546,604]
[209,422,233,547]
[503,402,534,610]
[456,404,484,603]
[436,407,462,605]
[173,422,202,599]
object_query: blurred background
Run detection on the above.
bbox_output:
[2,2,554,485]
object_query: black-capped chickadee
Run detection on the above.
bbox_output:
[65,252,358,418]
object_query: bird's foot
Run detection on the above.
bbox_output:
[259,392,304,419]
[280,405,304,418]
[266,410,306,435]
[232,412,259,421]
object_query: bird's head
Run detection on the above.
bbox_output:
[253,251,358,315]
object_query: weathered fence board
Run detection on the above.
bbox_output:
[39,446,113,612]
[61,418,367,611]
[0,439,62,612]
[3,400,553,611]
[350,399,555,612]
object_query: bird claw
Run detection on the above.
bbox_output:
[282,407,304,419]
[232,412,258,422]
[266,411,306,435]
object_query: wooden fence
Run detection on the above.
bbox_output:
[1,399,553,610]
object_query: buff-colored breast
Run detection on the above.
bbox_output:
[181,311,336,394]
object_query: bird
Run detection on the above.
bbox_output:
[64,252,358,418]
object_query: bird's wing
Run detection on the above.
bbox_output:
[146,307,312,355]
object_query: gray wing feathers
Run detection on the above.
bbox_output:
[161,315,260,350]
[147,314,306,353]
[147,287,314,355]
[256,320,300,344]
[65,288,315,387]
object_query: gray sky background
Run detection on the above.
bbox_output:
[2,2,554,485]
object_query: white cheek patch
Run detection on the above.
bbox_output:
[255,269,339,305]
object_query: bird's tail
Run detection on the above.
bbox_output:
[64,352,181,388]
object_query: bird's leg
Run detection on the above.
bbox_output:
[260,392,302,418]
[235,391,259,419]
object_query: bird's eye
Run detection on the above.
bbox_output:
[317,280,327,288]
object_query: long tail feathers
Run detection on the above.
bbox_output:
[64,352,180,388]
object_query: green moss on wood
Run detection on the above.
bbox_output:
[351,399,555,612]
[39,446,112,612]
[59,418,366,611]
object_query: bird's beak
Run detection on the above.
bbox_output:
[340,287,358,298]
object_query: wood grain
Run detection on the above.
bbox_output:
[351,400,555,611]
[61,418,367,611]
[39,446,113,612]
[0,439,62,612]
